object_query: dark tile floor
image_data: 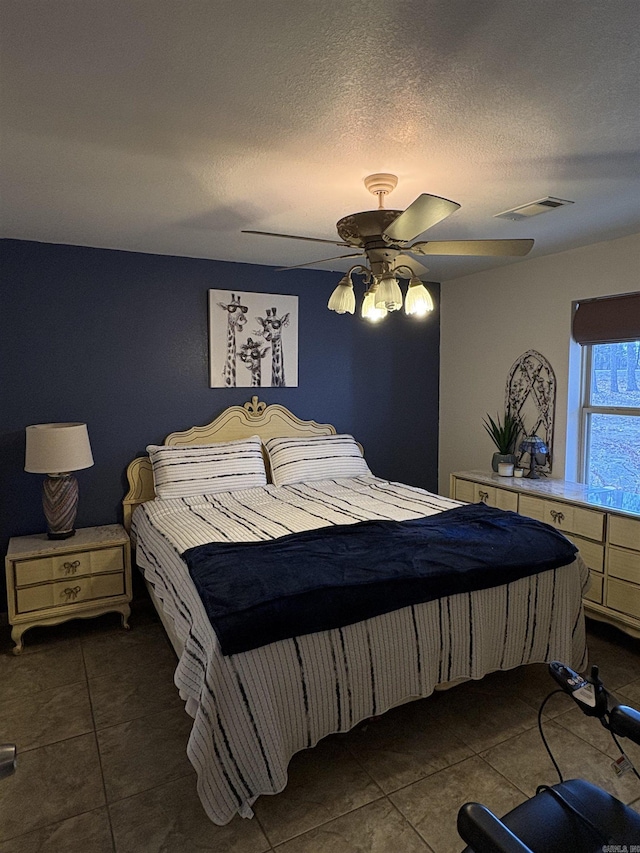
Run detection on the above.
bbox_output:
[1,598,640,853]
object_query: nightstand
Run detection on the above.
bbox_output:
[5,524,132,654]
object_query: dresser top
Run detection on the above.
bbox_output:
[6,524,128,559]
[453,471,640,519]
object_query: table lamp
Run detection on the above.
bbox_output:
[25,423,94,539]
[519,435,548,480]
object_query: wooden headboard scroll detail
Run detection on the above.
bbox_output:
[123,397,337,533]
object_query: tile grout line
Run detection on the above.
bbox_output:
[252,811,277,852]
[477,752,533,800]
[266,796,396,851]
[384,796,436,852]
[0,806,111,847]
[255,732,388,848]
[81,633,118,853]
[84,668,182,734]
[103,769,196,808]
[0,680,93,755]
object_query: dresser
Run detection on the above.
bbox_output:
[5,524,132,654]
[450,471,640,638]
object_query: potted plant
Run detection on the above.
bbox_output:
[483,411,521,472]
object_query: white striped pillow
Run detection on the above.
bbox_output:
[147,436,267,499]
[265,434,370,486]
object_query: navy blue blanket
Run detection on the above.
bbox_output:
[183,502,578,655]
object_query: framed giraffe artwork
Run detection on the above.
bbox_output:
[208,290,299,388]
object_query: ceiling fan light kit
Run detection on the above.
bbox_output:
[405,278,435,316]
[374,271,404,311]
[327,272,356,315]
[243,173,535,322]
[361,284,387,322]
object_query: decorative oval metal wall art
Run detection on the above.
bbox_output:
[505,350,556,473]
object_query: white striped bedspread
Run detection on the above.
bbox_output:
[131,475,590,825]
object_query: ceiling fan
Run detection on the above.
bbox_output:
[242,173,534,277]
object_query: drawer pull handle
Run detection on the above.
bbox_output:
[478,490,489,503]
[550,510,565,524]
[63,560,81,575]
[61,586,81,602]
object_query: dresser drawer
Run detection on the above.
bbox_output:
[566,535,604,572]
[606,577,640,620]
[474,485,518,512]
[607,545,640,584]
[13,546,124,587]
[15,572,125,614]
[584,570,604,604]
[517,495,604,541]
[453,478,475,502]
[452,478,518,511]
[609,516,640,552]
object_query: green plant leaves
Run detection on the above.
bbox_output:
[482,411,522,454]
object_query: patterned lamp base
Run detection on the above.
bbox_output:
[42,474,79,539]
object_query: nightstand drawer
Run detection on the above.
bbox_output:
[518,495,604,541]
[16,572,125,614]
[14,546,124,587]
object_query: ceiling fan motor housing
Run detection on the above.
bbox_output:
[336,210,404,274]
[336,210,403,245]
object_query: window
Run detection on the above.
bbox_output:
[581,341,640,494]
[572,292,640,497]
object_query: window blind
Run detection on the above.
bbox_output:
[572,291,640,345]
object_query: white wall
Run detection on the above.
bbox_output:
[438,232,640,495]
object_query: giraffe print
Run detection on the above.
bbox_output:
[218,293,248,387]
[255,307,289,387]
[238,337,270,387]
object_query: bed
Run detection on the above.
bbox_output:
[123,396,589,825]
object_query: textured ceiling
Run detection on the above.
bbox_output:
[1,0,639,281]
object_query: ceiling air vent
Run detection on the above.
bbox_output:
[494,197,574,222]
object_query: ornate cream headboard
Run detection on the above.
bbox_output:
[122,397,338,533]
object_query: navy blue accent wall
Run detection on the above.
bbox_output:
[0,239,440,611]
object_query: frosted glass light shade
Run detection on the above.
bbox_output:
[374,272,403,311]
[404,279,434,316]
[327,275,356,314]
[361,286,387,322]
[25,423,94,474]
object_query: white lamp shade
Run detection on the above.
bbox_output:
[25,423,94,474]
[404,280,434,316]
[374,273,403,311]
[327,278,356,314]
[361,288,387,322]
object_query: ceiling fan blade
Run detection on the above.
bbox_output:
[383,194,460,243]
[392,254,430,278]
[276,252,364,271]
[242,229,351,248]
[410,239,534,257]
